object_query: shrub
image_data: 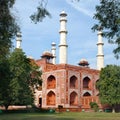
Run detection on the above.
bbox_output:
[90,102,99,112]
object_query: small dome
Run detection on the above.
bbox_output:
[27,56,33,59]
[60,10,67,16]
[61,10,66,14]
[51,42,56,46]
[78,59,89,67]
[17,32,22,37]
[41,51,53,58]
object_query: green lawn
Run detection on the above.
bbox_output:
[0,112,120,120]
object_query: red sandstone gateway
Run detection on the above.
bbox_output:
[15,11,104,111]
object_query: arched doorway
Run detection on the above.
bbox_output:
[83,77,91,89]
[70,92,78,106]
[47,91,56,105]
[82,92,92,107]
[39,98,42,107]
[70,76,78,89]
[47,75,56,89]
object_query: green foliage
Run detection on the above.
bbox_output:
[0,1,19,109]
[0,58,11,109]
[0,0,19,58]
[92,0,120,59]
[8,49,34,106]
[90,102,99,112]
[30,0,51,23]
[97,65,120,111]
[0,49,42,110]
[29,59,42,91]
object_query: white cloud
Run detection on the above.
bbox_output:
[66,0,99,17]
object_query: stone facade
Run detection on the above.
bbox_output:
[35,58,101,110]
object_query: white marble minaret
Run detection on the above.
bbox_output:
[59,11,68,64]
[16,32,22,49]
[51,42,56,64]
[97,27,104,70]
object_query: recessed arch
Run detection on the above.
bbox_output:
[83,77,91,89]
[47,91,56,105]
[83,92,91,97]
[70,75,78,89]
[70,91,78,106]
[47,75,56,89]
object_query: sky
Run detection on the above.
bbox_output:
[13,0,120,69]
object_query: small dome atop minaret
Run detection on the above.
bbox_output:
[41,51,53,59]
[78,59,89,67]
[51,42,56,46]
[17,32,22,38]
[60,10,67,16]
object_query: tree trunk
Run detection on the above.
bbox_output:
[5,105,8,111]
[112,108,115,113]
[112,104,115,113]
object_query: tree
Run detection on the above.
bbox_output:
[0,1,19,103]
[30,0,51,24]
[0,0,50,58]
[0,48,42,110]
[0,58,11,110]
[90,102,99,112]
[29,59,42,91]
[0,0,19,108]
[0,48,33,110]
[97,65,120,112]
[92,0,120,59]
[0,0,19,58]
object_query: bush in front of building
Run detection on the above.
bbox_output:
[90,102,99,112]
[0,106,56,114]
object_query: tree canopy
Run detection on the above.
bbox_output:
[97,65,120,112]
[0,48,42,110]
[92,0,120,59]
[0,0,43,110]
[0,0,50,58]
[9,49,34,105]
[30,0,51,24]
[0,58,11,110]
[0,0,19,58]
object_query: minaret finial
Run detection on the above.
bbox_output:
[59,10,68,64]
[97,26,104,70]
[16,32,22,49]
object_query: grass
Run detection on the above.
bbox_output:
[0,112,120,120]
